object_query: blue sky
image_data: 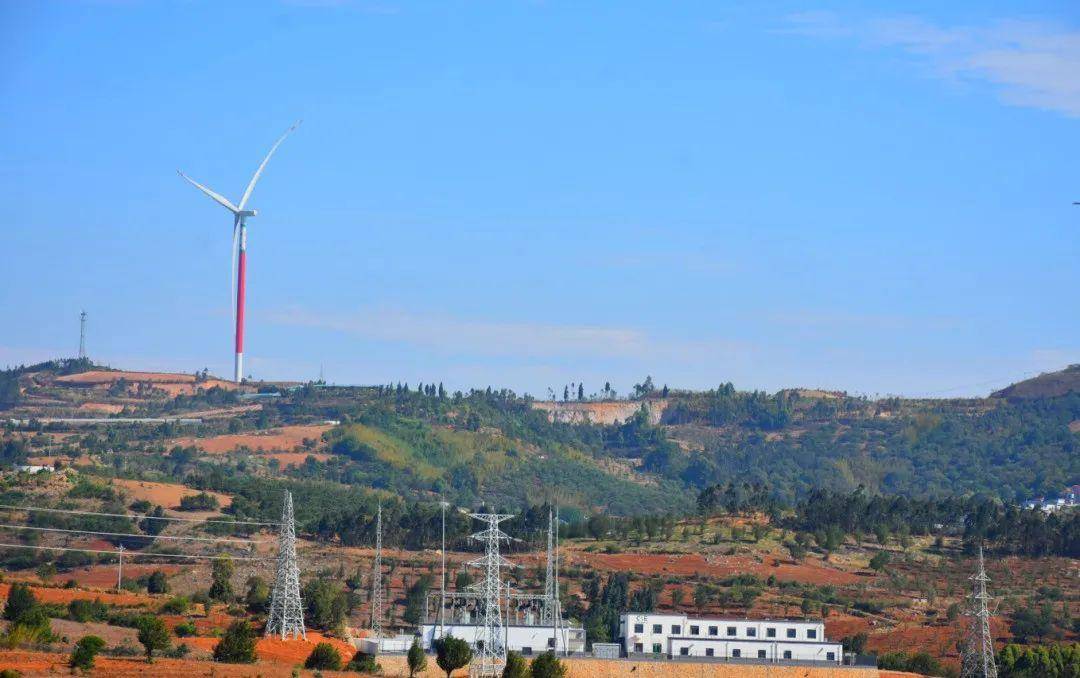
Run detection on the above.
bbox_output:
[1,0,1078,398]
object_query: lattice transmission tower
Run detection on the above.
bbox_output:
[370,503,384,639]
[960,546,998,678]
[541,507,556,625]
[467,512,514,677]
[266,491,306,639]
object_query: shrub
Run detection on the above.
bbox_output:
[213,621,256,664]
[869,551,891,572]
[178,492,219,511]
[347,650,382,673]
[146,570,169,594]
[502,651,529,678]
[174,621,197,638]
[70,635,106,671]
[304,642,343,670]
[530,651,567,678]
[160,596,190,614]
[68,598,108,623]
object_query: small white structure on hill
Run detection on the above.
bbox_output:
[619,613,842,664]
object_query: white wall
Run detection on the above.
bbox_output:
[420,624,585,654]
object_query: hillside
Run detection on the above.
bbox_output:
[3,361,1079,512]
[992,364,1080,400]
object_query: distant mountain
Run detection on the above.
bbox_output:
[992,364,1080,399]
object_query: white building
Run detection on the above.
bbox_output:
[419,623,586,656]
[619,613,842,664]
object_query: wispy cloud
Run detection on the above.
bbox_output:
[266,306,755,366]
[267,307,651,359]
[783,11,1080,117]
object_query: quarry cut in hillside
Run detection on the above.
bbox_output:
[532,399,668,425]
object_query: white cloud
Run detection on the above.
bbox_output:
[783,12,1080,117]
[267,307,652,359]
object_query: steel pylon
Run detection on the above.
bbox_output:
[467,513,514,677]
[960,546,998,678]
[266,491,306,639]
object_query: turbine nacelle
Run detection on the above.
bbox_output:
[238,210,257,219]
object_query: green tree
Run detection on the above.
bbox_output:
[869,551,891,572]
[530,652,567,678]
[213,621,257,664]
[304,642,343,670]
[69,635,106,672]
[1010,605,1055,644]
[3,583,36,622]
[244,575,270,614]
[407,637,428,677]
[135,615,170,663]
[404,575,433,625]
[435,636,472,678]
[209,555,235,601]
[146,570,169,594]
[502,651,530,678]
[347,650,382,673]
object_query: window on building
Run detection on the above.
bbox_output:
[634,624,643,633]
[766,627,776,638]
[690,625,699,635]
[708,626,718,636]
[634,643,643,653]
[747,628,757,637]
[547,638,555,648]
[521,647,532,656]
[732,649,741,658]
[705,648,714,657]
[783,650,792,659]
[827,652,835,661]
[726,626,736,636]
[652,624,662,634]
[672,625,681,635]
[807,629,817,639]
[786,628,796,639]
[652,643,662,654]
[679,647,689,656]
[758,650,766,659]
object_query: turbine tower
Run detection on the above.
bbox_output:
[178,121,301,383]
[960,546,998,678]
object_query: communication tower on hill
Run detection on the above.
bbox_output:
[78,310,87,360]
[266,491,306,639]
[960,546,998,678]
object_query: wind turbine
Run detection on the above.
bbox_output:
[178,121,301,383]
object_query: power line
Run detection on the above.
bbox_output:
[0,522,265,545]
[0,541,265,561]
[0,504,280,527]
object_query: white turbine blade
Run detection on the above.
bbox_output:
[177,170,240,213]
[237,120,302,210]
